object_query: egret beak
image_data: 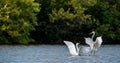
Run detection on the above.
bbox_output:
[77,42,79,44]
[89,32,92,35]
[89,31,95,35]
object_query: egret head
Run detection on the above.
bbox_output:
[89,31,95,35]
[76,42,80,45]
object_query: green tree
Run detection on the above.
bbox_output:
[34,0,97,43]
[0,0,40,44]
[87,1,120,44]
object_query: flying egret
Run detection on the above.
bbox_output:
[64,41,91,56]
[85,31,103,55]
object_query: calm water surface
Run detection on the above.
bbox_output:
[0,45,120,63]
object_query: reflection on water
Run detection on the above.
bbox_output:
[0,45,120,63]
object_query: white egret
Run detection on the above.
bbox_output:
[84,31,103,54]
[64,41,80,56]
[64,41,91,56]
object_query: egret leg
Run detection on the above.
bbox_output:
[90,50,95,55]
[91,50,93,55]
[93,50,95,55]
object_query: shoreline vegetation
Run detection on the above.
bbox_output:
[0,41,120,45]
[0,0,120,45]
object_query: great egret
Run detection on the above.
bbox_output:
[64,41,79,56]
[85,31,103,54]
[64,41,91,56]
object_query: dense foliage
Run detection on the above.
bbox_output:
[0,0,119,44]
[32,0,97,44]
[0,0,40,44]
[87,0,120,44]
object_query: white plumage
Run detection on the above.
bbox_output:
[64,41,79,56]
[64,31,103,56]
[85,31,103,54]
[64,41,91,56]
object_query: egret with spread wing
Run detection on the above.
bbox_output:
[64,41,91,56]
[84,31,103,55]
[64,41,80,56]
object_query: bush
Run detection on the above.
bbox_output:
[0,0,40,44]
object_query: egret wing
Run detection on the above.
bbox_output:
[84,38,94,50]
[84,38,92,46]
[93,36,103,51]
[95,36,103,48]
[64,41,77,55]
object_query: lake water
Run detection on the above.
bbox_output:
[0,45,120,63]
